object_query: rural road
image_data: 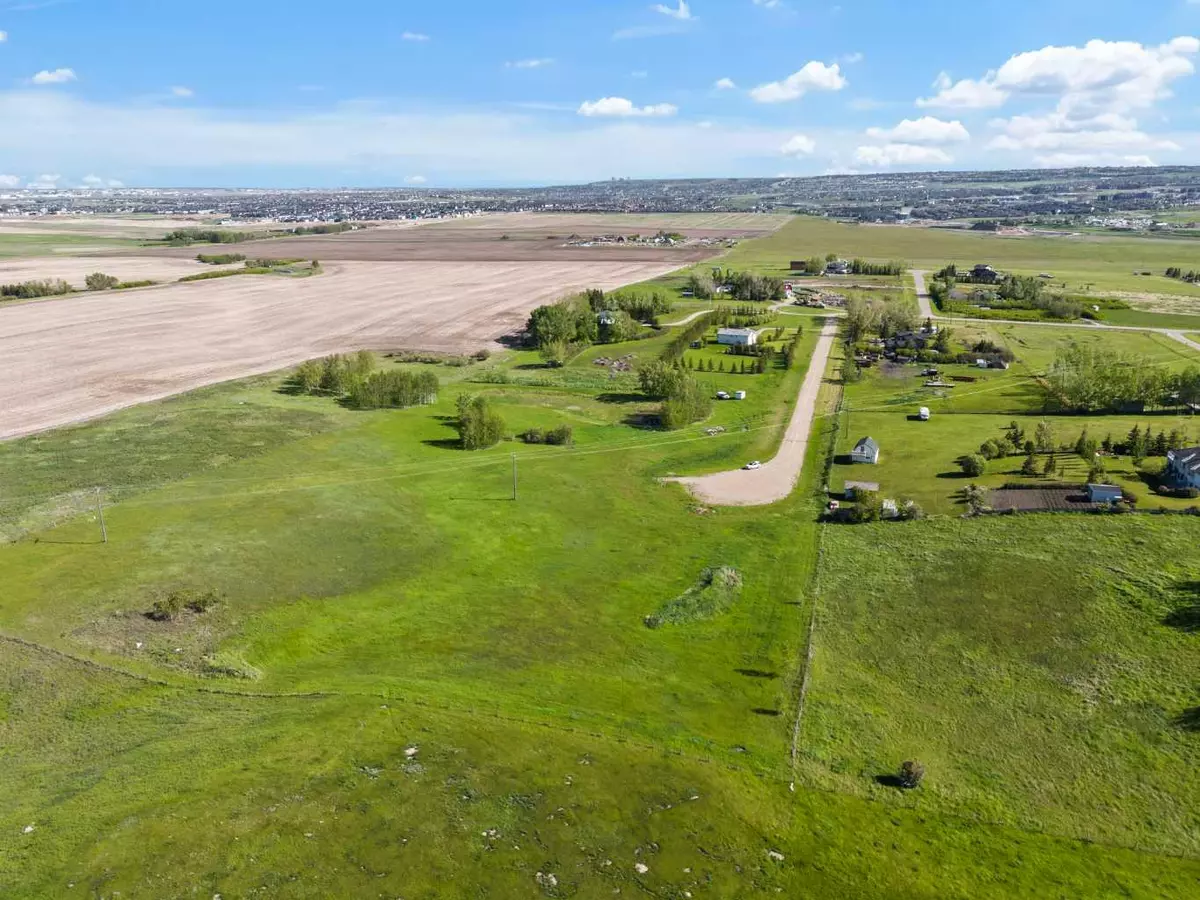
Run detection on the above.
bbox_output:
[669,318,839,507]
[910,269,1200,353]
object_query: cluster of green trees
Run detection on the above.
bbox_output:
[520,425,573,446]
[244,257,306,269]
[346,370,439,410]
[783,326,807,369]
[455,394,506,450]
[196,253,246,265]
[844,294,920,343]
[799,254,905,277]
[1046,347,1200,412]
[85,273,120,291]
[1164,267,1199,282]
[294,351,377,395]
[526,297,599,366]
[0,278,73,299]
[702,268,786,302]
[584,287,672,323]
[638,360,713,430]
[164,228,255,245]
[288,223,355,235]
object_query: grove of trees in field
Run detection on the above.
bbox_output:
[1045,347,1200,413]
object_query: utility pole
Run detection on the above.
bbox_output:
[511,453,519,502]
[95,488,108,544]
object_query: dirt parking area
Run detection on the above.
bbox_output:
[989,487,1101,511]
[0,259,678,439]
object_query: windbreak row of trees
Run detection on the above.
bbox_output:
[346,370,439,410]
[799,254,905,276]
[0,278,73,299]
[844,294,921,343]
[1164,267,1200,282]
[164,228,256,245]
[1044,346,1200,412]
[662,313,716,361]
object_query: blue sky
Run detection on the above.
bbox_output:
[1,0,1199,187]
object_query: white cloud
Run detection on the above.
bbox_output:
[917,72,1007,109]
[0,174,19,188]
[753,0,783,7]
[26,173,61,189]
[401,31,430,42]
[0,31,7,43]
[866,116,970,144]
[653,0,693,20]
[577,96,678,117]
[988,110,1179,155]
[506,58,553,69]
[854,143,953,167]
[780,134,816,156]
[80,174,124,189]
[750,61,846,103]
[714,77,736,90]
[30,68,77,85]
[404,175,427,184]
[919,37,1200,113]
[81,174,103,186]
[171,86,194,98]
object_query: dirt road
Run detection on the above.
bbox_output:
[668,319,839,507]
[911,269,1200,353]
[0,259,677,440]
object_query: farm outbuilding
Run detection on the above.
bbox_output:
[844,480,880,498]
[717,328,758,347]
[1087,484,1124,504]
[850,437,880,465]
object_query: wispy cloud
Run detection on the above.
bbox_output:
[401,31,430,42]
[404,175,427,185]
[714,77,736,90]
[506,58,554,69]
[0,30,7,42]
[170,86,194,98]
[578,96,678,117]
[653,0,693,20]
[30,68,76,85]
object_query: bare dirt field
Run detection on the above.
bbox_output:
[0,255,237,288]
[0,216,220,239]
[123,212,778,265]
[0,260,678,439]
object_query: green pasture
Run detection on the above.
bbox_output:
[0,232,140,259]
[720,216,1200,297]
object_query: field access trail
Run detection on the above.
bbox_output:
[0,259,677,440]
[669,318,838,506]
[911,269,1200,353]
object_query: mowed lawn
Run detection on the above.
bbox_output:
[799,516,1200,857]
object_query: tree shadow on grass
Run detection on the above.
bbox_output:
[1175,707,1200,731]
[422,438,467,451]
[596,392,650,405]
[936,470,973,480]
[751,708,782,717]
[735,668,779,680]
[873,774,906,789]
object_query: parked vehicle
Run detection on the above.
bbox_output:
[744,461,762,471]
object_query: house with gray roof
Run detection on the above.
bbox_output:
[850,436,880,465]
[1166,446,1200,489]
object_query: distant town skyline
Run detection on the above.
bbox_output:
[0,0,1198,188]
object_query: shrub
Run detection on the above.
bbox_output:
[520,428,545,445]
[0,278,73,299]
[455,394,506,450]
[294,359,324,394]
[148,589,220,621]
[960,454,986,477]
[645,566,743,628]
[196,253,246,265]
[473,348,492,362]
[85,272,120,291]
[545,425,573,446]
[849,491,884,524]
[1021,454,1039,477]
[898,760,925,789]
[346,369,439,410]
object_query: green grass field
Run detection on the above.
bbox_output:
[4,230,1200,897]
[718,216,1200,297]
[0,232,141,258]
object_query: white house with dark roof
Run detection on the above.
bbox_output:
[850,437,880,465]
[1167,447,1200,488]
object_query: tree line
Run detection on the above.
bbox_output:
[164,228,256,245]
[1164,267,1200,282]
[1044,346,1200,413]
[798,254,905,277]
[0,278,73,299]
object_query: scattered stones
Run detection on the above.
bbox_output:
[405,746,419,759]
[767,850,785,862]
[481,829,499,840]
[22,824,34,834]
[535,871,558,889]
[634,862,649,875]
